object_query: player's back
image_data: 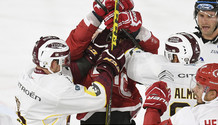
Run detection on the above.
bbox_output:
[170,99,218,125]
[125,49,206,120]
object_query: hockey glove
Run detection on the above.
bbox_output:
[143,81,171,116]
[93,0,134,19]
[133,26,160,54]
[104,10,142,33]
[85,29,110,65]
[96,45,125,79]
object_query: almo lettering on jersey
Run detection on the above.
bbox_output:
[18,82,41,101]
[174,88,196,99]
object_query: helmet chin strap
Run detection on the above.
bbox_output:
[202,92,209,103]
[202,86,209,103]
[201,86,218,103]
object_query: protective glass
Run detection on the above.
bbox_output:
[190,75,210,93]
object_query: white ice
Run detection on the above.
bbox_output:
[0,0,196,124]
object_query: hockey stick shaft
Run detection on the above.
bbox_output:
[110,0,119,51]
[94,0,142,49]
[106,0,119,124]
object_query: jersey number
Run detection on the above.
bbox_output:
[170,102,190,116]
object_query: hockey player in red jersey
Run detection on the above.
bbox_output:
[15,1,129,123]
[143,63,218,125]
[64,0,160,124]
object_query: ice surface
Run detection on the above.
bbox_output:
[0,0,196,124]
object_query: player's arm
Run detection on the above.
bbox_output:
[135,26,160,54]
[68,29,110,84]
[66,11,102,61]
[143,81,171,125]
[144,108,173,125]
[58,44,125,113]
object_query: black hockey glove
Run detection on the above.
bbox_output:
[96,45,125,79]
[84,29,110,65]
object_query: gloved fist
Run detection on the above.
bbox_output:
[104,10,142,33]
[143,81,171,116]
[96,45,125,79]
[85,29,110,64]
[93,0,134,19]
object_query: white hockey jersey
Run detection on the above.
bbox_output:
[125,49,206,120]
[15,66,107,125]
[198,38,218,63]
[170,98,218,125]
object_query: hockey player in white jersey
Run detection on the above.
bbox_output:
[193,0,218,63]
[15,36,125,125]
[143,63,218,125]
[126,32,206,121]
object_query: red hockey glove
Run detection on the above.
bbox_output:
[104,10,142,33]
[96,45,125,79]
[105,0,134,11]
[85,29,110,65]
[135,27,160,54]
[143,81,171,116]
[138,32,160,54]
[93,0,134,19]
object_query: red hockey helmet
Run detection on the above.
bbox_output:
[195,63,218,93]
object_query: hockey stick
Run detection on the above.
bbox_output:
[94,0,141,124]
[106,0,119,124]
[94,0,119,124]
[95,0,142,49]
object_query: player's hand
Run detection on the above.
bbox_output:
[104,10,142,33]
[96,45,125,79]
[93,0,134,19]
[85,29,110,64]
[143,81,171,116]
[137,31,160,54]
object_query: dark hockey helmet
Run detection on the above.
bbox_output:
[32,36,70,71]
[194,0,218,18]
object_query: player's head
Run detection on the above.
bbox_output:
[191,63,218,103]
[32,36,70,73]
[164,32,201,64]
[194,0,218,35]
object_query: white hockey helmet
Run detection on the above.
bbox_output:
[164,32,201,64]
[32,36,70,73]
